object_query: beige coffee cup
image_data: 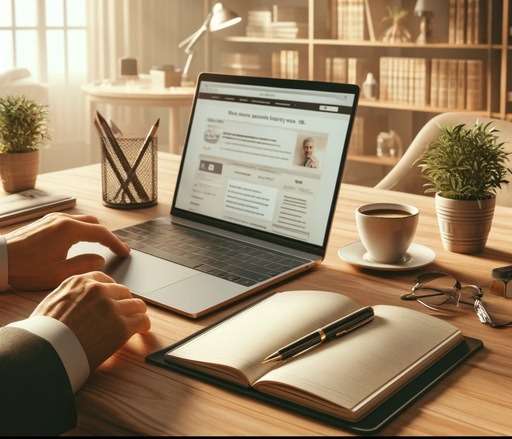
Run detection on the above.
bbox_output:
[355,203,419,263]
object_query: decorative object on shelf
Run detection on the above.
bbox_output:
[414,0,435,43]
[94,111,159,209]
[362,72,378,100]
[381,6,412,42]
[150,65,182,88]
[119,57,138,79]
[419,122,512,254]
[0,95,48,193]
[376,130,403,158]
[179,2,241,83]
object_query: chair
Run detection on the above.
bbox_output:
[375,112,512,207]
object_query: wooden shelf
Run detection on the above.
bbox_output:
[313,39,501,49]
[347,154,400,166]
[359,99,491,115]
[223,36,309,44]
[223,36,502,50]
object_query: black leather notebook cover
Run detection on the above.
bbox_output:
[147,323,482,435]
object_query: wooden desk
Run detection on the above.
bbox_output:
[1,153,512,435]
[82,83,194,156]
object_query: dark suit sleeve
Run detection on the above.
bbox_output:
[0,326,77,435]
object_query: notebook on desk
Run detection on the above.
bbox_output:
[147,290,483,433]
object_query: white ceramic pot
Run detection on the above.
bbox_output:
[0,150,39,193]
[435,193,496,254]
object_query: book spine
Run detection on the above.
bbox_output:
[430,59,439,108]
[272,52,279,78]
[420,58,428,107]
[466,60,483,110]
[449,0,457,44]
[379,57,388,101]
[474,0,480,44]
[456,0,467,44]
[340,58,347,83]
[409,58,415,105]
[348,57,356,84]
[280,51,286,79]
[294,51,299,79]
[438,59,449,108]
[457,60,467,109]
[447,60,458,109]
[326,57,332,82]
[330,0,338,39]
[338,0,344,39]
[467,0,475,45]
[357,0,364,40]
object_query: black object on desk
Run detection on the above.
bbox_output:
[262,306,374,364]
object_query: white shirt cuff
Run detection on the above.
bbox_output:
[7,315,90,393]
[0,236,9,291]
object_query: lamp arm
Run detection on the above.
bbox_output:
[180,13,212,54]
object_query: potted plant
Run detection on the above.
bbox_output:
[419,121,512,254]
[0,95,49,192]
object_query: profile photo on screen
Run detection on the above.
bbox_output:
[294,134,327,170]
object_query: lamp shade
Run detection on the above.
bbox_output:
[414,0,436,14]
[209,2,241,32]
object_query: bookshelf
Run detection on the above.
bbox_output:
[201,0,511,190]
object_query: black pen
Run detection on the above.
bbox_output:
[262,306,374,364]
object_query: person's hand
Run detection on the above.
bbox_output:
[31,271,150,370]
[5,212,130,290]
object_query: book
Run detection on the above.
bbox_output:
[447,60,459,109]
[448,0,457,43]
[430,58,439,107]
[379,57,389,101]
[164,290,464,423]
[466,59,484,110]
[467,0,475,44]
[347,58,367,86]
[457,60,467,109]
[456,0,466,44]
[438,59,449,108]
[0,188,76,226]
[349,116,365,155]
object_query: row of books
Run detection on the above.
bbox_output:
[379,57,484,110]
[246,7,307,39]
[330,0,367,41]
[324,57,367,87]
[431,59,484,110]
[271,50,300,79]
[449,0,482,44]
[379,58,429,107]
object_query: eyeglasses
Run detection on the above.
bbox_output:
[401,271,512,328]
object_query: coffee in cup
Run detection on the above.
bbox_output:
[355,203,419,263]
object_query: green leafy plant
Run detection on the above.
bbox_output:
[0,95,49,153]
[419,122,512,201]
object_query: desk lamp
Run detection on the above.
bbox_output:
[179,2,241,82]
[414,0,435,43]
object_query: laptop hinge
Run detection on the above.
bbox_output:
[169,215,321,262]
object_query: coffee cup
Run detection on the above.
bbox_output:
[355,203,419,263]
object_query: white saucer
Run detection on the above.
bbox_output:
[338,241,436,272]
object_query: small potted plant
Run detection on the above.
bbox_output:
[419,121,511,254]
[0,95,48,192]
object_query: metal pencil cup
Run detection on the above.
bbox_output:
[100,135,158,209]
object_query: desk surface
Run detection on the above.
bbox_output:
[82,83,195,100]
[1,153,512,435]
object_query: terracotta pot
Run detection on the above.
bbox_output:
[0,150,39,193]
[435,193,496,254]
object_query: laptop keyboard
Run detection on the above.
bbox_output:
[113,219,310,287]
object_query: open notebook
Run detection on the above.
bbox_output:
[164,291,463,422]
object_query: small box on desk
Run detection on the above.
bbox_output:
[150,65,182,88]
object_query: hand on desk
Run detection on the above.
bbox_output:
[31,270,150,370]
[6,212,130,290]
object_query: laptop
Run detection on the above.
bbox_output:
[70,73,359,318]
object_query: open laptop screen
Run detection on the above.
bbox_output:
[173,75,357,251]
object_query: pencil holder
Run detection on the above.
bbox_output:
[100,135,158,209]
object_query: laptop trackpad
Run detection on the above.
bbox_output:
[68,242,196,294]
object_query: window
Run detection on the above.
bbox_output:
[0,0,86,82]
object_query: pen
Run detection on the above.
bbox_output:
[262,306,374,364]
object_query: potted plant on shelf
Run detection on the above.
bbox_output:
[0,95,48,193]
[419,121,512,254]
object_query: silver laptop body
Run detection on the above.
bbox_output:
[70,74,359,318]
